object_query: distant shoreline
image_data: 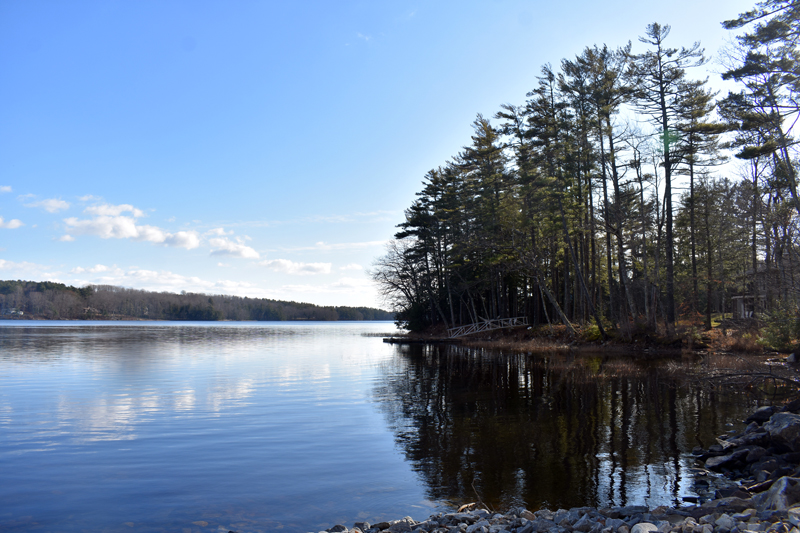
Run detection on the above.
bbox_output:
[0,315,395,322]
[0,279,394,321]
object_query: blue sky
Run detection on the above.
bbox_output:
[0,0,755,308]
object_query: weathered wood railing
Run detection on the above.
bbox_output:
[446,317,529,338]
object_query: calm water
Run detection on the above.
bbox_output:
[0,321,759,533]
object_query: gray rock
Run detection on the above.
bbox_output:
[445,514,475,525]
[355,523,371,531]
[765,413,800,452]
[625,517,641,528]
[517,523,534,533]
[758,509,788,521]
[630,523,658,533]
[752,476,800,510]
[748,407,779,424]
[716,515,736,530]
[747,447,769,463]
[731,511,755,522]
[329,526,349,533]
[553,512,570,525]
[531,520,558,533]
[565,510,584,524]
[700,497,753,512]
[605,519,626,532]
[466,520,490,533]
[699,515,716,525]
[707,449,749,470]
[572,515,594,532]
[620,508,649,518]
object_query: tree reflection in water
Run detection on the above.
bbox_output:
[374,345,759,511]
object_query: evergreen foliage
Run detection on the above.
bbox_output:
[0,280,392,321]
[373,4,800,334]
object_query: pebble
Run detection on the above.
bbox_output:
[316,503,800,533]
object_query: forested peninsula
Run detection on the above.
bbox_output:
[373,2,800,349]
[0,280,392,321]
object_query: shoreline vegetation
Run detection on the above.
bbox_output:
[370,0,800,357]
[0,279,392,322]
[390,317,794,358]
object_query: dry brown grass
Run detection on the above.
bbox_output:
[461,336,569,352]
[408,317,778,358]
[699,324,765,354]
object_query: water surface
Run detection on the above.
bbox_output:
[0,321,759,532]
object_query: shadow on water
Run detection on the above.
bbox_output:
[374,344,761,512]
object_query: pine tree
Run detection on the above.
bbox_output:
[628,23,706,331]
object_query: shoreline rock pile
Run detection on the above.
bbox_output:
[318,503,799,533]
[317,403,800,533]
[694,399,800,509]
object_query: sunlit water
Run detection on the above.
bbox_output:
[0,321,759,532]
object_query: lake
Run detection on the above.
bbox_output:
[0,321,759,533]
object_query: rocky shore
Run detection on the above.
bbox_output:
[316,402,800,533]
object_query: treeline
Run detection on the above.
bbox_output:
[0,280,392,321]
[373,1,800,334]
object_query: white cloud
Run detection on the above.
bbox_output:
[0,259,25,270]
[133,224,167,243]
[63,205,200,250]
[85,203,145,218]
[78,195,100,202]
[259,259,331,275]
[340,263,363,271]
[205,227,233,236]
[209,237,259,259]
[59,234,75,242]
[64,215,139,239]
[0,186,11,193]
[165,231,200,249]
[0,259,57,280]
[0,217,24,229]
[24,198,70,213]
[71,264,112,274]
